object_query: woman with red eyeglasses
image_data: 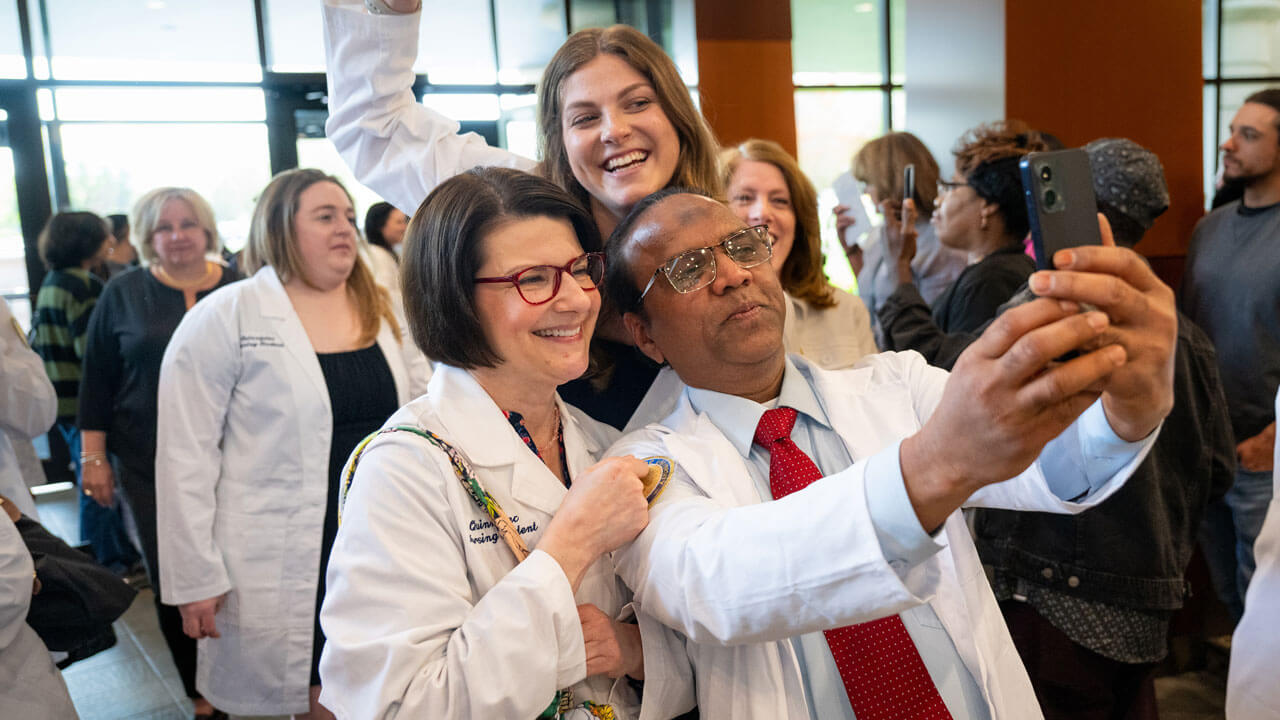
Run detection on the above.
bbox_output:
[316,167,663,719]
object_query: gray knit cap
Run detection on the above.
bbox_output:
[1084,138,1170,229]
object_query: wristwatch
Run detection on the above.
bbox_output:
[364,0,421,14]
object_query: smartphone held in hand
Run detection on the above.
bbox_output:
[1020,149,1103,270]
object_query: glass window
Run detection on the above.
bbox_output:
[669,0,698,85]
[59,123,271,252]
[40,0,260,81]
[500,93,539,161]
[418,0,498,83]
[792,0,883,86]
[1220,1,1280,78]
[795,89,885,192]
[570,0,618,32]
[265,0,325,73]
[0,1,24,79]
[53,87,266,123]
[0,112,30,330]
[421,93,501,122]
[890,0,905,84]
[296,137,387,226]
[1205,84,1218,207]
[493,0,567,85]
[1203,0,1218,78]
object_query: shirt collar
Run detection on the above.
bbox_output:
[686,356,833,457]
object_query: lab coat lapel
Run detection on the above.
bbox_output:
[254,267,330,410]
[373,318,410,404]
[660,393,763,508]
[427,366,566,518]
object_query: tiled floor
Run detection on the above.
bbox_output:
[32,485,1228,720]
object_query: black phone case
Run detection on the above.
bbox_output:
[1020,149,1103,270]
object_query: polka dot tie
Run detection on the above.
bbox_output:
[754,407,952,720]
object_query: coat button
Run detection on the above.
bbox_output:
[1041,568,1054,580]
[1067,576,1080,588]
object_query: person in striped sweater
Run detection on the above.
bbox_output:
[31,211,139,573]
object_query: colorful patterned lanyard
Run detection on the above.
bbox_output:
[339,424,614,719]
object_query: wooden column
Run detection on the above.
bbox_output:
[694,1,796,155]
[1005,1,1203,287]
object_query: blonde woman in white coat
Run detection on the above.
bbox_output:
[319,168,658,719]
[156,169,430,719]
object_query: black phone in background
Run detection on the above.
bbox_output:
[903,163,915,204]
[1020,149,1103,271]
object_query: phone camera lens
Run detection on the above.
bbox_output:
[1043,189,1058,207]
[1039,165,1052,182]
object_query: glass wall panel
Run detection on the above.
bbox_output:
[494,0,567,85]
[792,0,883,86]
[500,93,539,161]
[1221,0,1280,77]
[42,0,260,81]
[53,88,266,123]
[59,123,271,252]
[795,89,885,191]
[421,93,501,122]
[266,0,326,72]
[418,0,498,83]
[296,137,386,223]
[890,0,905,84]
[1204,0,1218,78]
[0,112,29,329]
[0,1,24,79]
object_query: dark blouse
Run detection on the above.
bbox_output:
[313,343,399,681]
[877,244,1034,368]
[78,265,240,474]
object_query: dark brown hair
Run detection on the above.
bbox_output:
[537,25,723,213]
[401,167,601,369]
[38,212,108,271]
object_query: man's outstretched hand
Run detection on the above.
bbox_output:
[900,215,1176,532]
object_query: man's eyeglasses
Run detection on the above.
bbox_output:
[635,224,773,306]
[937,179,969,196]
[474,252,605,305]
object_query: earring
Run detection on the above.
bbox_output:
[980,215,989,230]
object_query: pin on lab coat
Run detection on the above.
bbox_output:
[156,266,430,716]
[319,364,676,719]
[612,352,1153,719]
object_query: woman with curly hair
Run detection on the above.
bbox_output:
[876,120,1046,366]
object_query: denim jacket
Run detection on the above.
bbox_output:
[975,315,1236,610]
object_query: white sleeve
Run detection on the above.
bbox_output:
[610,433,939,647]
[322,1,537,215]
[0,513,34,651]
[318,432,586,719]
[0,300,56,439]
[155,300,238,605]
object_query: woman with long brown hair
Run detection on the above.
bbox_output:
[721,139,876,368]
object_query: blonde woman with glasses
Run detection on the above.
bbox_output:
[79,187,239,720]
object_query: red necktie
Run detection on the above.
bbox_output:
[754,407,952,720]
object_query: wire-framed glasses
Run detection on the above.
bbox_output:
[473,252,605,305]
[635,224,773,306]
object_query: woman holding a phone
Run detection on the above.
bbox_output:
[874,120,1044,368]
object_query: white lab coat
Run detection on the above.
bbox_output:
[319,364,681,719]
[0,298,56,520]
[155,266,431,715]
[1226,387,1280,720]
[323,0,536,215]
[0,512,77,719]
[611,352,1154,719]
[782,289,878,371]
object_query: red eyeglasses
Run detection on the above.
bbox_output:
[473,252,605,305]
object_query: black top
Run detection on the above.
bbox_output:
[313,343,399,680]
[559,339,662,430]
[877,244,1034,368]
[78,265,240,474]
